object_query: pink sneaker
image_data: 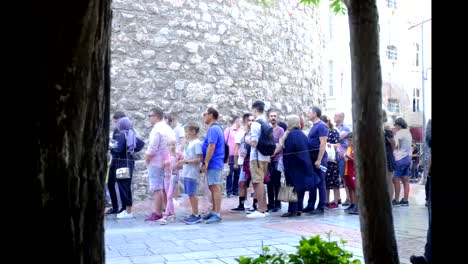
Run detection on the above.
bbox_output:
[144,212,163,221]
[326,202,339,210]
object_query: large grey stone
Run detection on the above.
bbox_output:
[174,80,186,91]
[205,33,221,44]
[199,2,209,12]
[152,37,169,47]
[184,42,199,53]
[195,63,211,74]
[176,30,191,38]
[217,24,227,35]
[189,54,203,64]
[168,62,181,71]
[156,62,167,69]
[182,20,197,30]
[141,50,156,59]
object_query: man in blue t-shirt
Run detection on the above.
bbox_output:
[305,106,329,214]
[201,107,225,224]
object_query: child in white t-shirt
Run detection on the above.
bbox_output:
[181,122,204,224]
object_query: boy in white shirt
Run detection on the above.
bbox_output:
[181,122,204,224]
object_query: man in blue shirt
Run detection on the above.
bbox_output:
[305,106,328,214]
[201,107,225,224]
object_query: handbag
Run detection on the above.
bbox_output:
[116,140,131,179]
[326,143,336,162]
[116,167,130,179]
[278,177,298,202]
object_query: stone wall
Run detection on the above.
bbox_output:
[110,0,326,200]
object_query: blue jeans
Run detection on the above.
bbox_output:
[338,156,345,178]
[307,168,326,210]
[226,156,240,195]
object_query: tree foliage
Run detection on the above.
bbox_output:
[301,0,347,14]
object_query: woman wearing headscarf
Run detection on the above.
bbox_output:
[106,111,126,215]
[111,117,137,218]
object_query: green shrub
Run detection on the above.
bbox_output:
[236,234,361,264]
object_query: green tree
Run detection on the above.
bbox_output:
[300,1,400,263]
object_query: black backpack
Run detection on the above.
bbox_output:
[213,123,229,163]
[134,137,145,152]
[255,119,276,156]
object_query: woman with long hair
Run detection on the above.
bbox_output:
[320,115,341,209]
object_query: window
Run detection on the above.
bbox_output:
[328,11,333,39]
[388,98,400,113]
[415,43,419,66]
[413,98,420,112]
[329,61,334,96]
[413,88,421,112]
[386,45,398,61]
[386,0,397,9]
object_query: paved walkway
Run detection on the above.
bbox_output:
[105,183,428,264]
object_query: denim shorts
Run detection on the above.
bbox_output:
[206,169,222,185]
[394,156,411,177]
[148,165,165,191]
[238,167,247,182]
[184,177,198,196]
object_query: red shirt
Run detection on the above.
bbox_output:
[344,146,355,177]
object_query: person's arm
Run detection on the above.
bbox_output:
[201,143,215,173]
[344,147,354,160]
[273,131,288,156]
[183,154,203,165]
[185,142,203,165]
[315,136,328,168]
[272,128,285,158]
[246,122,259,147]
[145,132,160,163]
[233,142,240,169]
[110,133,126,155]
[174,152,184,169]
[339,125,351,140]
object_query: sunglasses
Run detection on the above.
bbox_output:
[148,114,155,117]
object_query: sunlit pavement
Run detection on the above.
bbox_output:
[105,183,427,264]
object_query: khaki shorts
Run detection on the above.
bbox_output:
[250,160,269,184]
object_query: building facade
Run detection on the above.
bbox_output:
[324,0,431,132]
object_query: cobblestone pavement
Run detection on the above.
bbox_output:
[105,183,428,264]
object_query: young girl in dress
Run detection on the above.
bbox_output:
[161,138,184,224]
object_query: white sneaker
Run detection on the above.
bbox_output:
[246,210,269,218]
[116,210,134,219]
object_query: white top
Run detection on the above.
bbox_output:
[249,116,271,162]
[235,129,246,165]
[145,121,176,167]
[394,129,412,161]
[182,139,203,179]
